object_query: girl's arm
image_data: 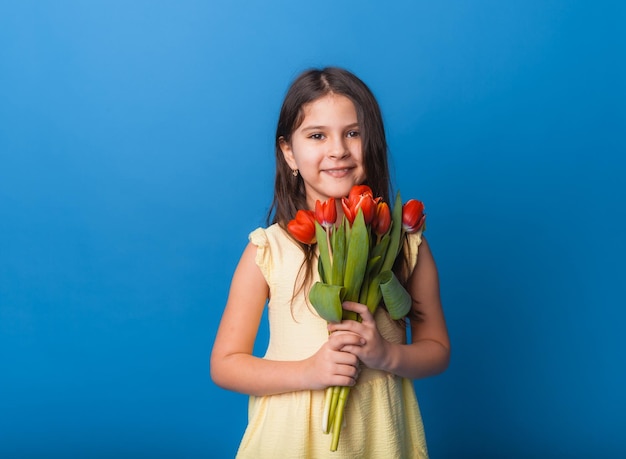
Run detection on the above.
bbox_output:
[328,237,450,379]
[210,242,363,396]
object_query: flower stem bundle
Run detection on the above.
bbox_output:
[287,185,425,451]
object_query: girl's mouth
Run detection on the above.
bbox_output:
[323,167,353,178]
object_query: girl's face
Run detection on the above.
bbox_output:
[280,93,366,210]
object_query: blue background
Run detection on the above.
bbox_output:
[1,1,624,457]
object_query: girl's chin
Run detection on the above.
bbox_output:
[327,179,364,197]
[306,179,365,205]
[326,186,356,199]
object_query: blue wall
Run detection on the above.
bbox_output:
[1,1,624,457]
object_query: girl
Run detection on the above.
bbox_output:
[210,67,449,458]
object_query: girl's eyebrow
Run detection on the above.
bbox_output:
[301,122,359,132]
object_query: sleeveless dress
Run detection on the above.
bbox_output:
[236,224,429,459]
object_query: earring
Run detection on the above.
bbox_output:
[292,169,299,177]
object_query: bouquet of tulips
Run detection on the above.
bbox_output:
[287,185,425,452]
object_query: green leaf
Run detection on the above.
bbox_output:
[371,234,390,268]
[343,210,369,302]
[315,222,332,284]
[358,274,370,305]
[378,270,412,320]
[309,282,345,323]
[381,192,403,273]
[331,221,346,286]
[365,255,382,279]
[318,258,325,282]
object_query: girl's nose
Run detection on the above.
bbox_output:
[328,137,349,159]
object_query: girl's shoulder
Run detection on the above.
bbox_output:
[248,224,300,255]
[249,223,287,246]
[247,223,303,285]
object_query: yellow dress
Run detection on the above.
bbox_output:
[236,224,429,459]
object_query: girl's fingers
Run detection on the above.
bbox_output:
[328,330,365,348]
[334,374,358,387]
[341,301,369,317]
[328,321,360,335]
[327,343,359,364]
[328,301,376,334]
[337,363,359,376]
[336,301,375,325]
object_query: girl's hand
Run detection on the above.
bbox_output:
[327,301,391,372]
[302,330,364,389]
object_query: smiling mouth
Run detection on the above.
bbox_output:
[323,167,353,177]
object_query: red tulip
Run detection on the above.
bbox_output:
[340,197,356,225]
[372,201,391,236]
[315,198,337,229]
[341,185,378,225]
[287,209,317,244]
[347,185,374,203]
[358,194,378,225]
[402,199,425,233]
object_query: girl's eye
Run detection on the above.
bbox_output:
[347,130,360,138]
[309,133,324,140]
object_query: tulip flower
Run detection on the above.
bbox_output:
[372,201,391,237]
[347,184,374,202]
[402,199,425,233]
[341,185,379,225]
[286,185,426,452]
[357,194,378,225]
[315,198,337,229]
[287,209,317,244]
[340,198,355,224]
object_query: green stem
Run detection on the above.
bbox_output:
[326,229,333,268]
[322,386,333,434]
[330,386,351,451]
[328,386,340,432]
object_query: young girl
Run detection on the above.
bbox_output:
[210,67,449,458]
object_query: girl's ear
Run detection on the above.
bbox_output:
[279,137,298,170]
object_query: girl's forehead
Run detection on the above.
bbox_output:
[300,94,357,123]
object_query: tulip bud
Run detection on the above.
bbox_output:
[287,209,317,244]
[402,199,425,233]
[372,202,391,236]
[315,198,337,229]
